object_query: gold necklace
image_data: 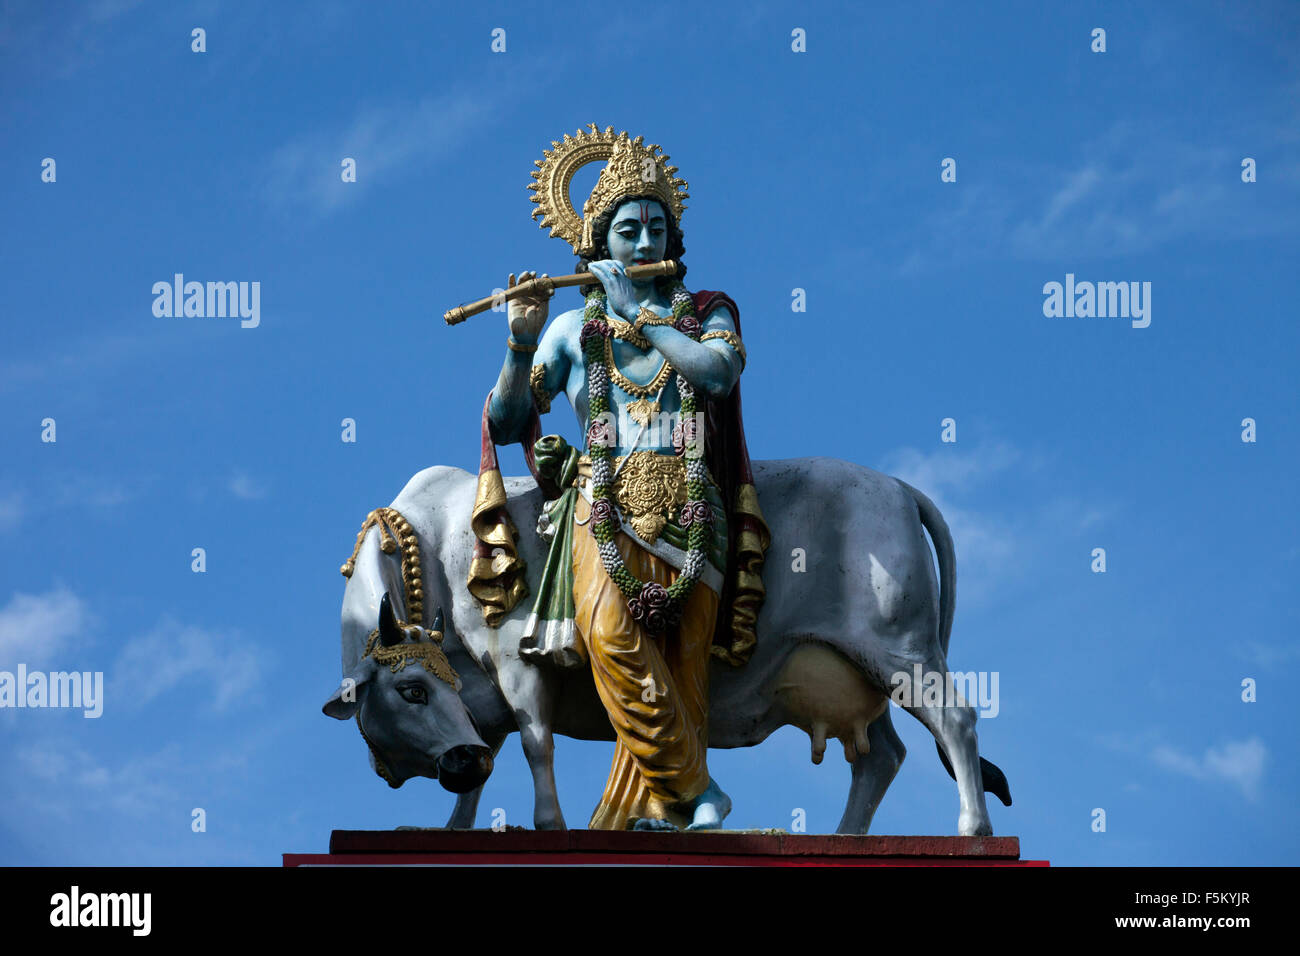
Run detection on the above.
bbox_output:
[603,335,674,398]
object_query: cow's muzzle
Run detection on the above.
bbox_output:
[437,745,494,793]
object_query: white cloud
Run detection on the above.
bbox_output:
[874,119,1300,274]
[1151,738,1266,800]
[261,88,504,216]
[877,439,1123,611]
[0,491,21,532]
[0,732,267,864]
[10,740,181,822]
[0,325,220,397]
[84,0,147,22]
[880,440,1022,494]
[1040,166,1102,227]
[228,470,267,501]
[0,586,90,667]
[1239,641,1300,669]
[878,441,1024,606]
[39,471,156,512]
[18,745,73,782]
[63,480,133,509]
[112,618,261,712]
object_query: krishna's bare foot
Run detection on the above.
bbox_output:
[631,816,678,831]
[628,778,732,831]
[684,777,731,831]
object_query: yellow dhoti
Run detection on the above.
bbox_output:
[572,492,719,830]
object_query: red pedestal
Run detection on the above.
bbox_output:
[284,830,1048,866]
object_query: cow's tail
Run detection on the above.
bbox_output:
[895,479,955,657]
[896,479,1013,808]
[934,740,1014,807]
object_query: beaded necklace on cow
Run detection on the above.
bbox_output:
[580,281,713,635]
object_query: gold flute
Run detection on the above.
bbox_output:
[443,260,680,325]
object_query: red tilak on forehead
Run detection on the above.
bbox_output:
[639,201,649,223]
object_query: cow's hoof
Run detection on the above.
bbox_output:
[958,812,993,837]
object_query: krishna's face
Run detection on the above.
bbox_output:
[605,199,668,273]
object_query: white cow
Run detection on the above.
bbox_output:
[323,457,1011,834]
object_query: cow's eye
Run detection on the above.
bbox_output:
[397,683,428,704]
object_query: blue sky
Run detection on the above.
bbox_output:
[1,0,1297,866]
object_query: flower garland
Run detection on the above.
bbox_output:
[580,281,712,635]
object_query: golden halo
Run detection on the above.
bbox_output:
[528,124,689,257]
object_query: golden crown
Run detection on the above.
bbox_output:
[529,125,689,258]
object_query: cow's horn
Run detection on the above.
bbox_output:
[378,592,404,646]
[430,607,445,638]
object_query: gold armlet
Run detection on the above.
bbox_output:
[529,362,551,413]
[700,329,747,368]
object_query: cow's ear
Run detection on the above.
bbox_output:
[322,660,376,720]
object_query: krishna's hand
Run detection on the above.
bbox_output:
[585,260,639,321]
[506,269,550,343]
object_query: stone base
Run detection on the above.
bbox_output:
[284,829,1047,866]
